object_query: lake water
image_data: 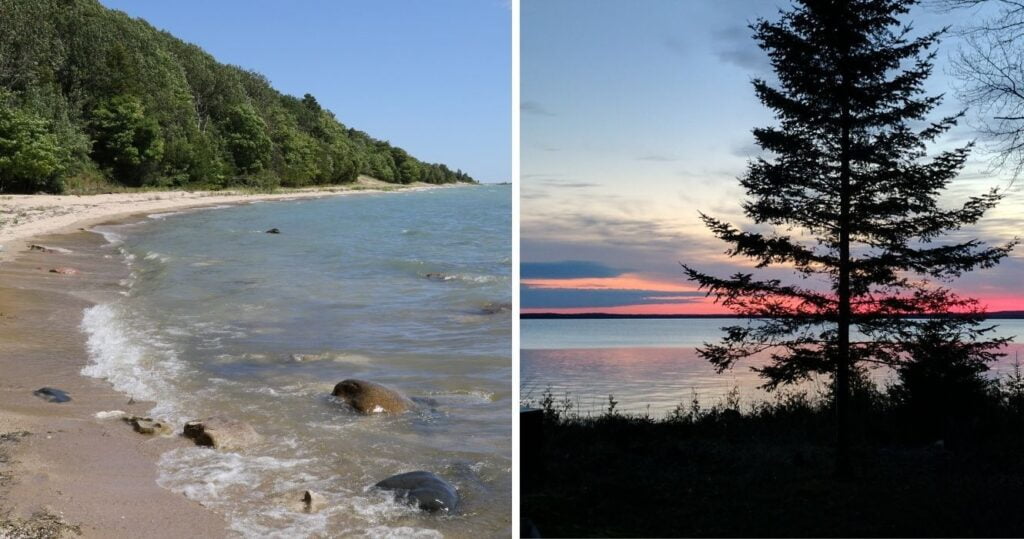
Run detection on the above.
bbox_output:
[82,185,511,538]
[521,318,1024,416]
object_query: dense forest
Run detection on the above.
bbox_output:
[0,0,474,194]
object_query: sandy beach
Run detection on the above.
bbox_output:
[0,178,455,537]
[0,177,445,263]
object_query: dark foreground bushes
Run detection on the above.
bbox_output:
[521,364,1024,537]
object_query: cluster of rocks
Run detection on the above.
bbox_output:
[331,379,460,513]
[102,378,460,515]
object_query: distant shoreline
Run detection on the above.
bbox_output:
[522,311,1024,320]
[0,176,465,264]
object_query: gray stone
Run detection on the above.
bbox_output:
[32,387,70,403]
[374,471,459,514]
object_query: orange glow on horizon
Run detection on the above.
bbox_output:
[521,299,731,315]
[522,273,698,292]
[521,295,1024,316]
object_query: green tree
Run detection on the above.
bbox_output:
[0,98,66,193]
[222,104,271,175]
[89,95,163,185]
[682,0,1013,473]
[0,0,473,189]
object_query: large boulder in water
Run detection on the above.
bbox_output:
[332,379,413,414]
[374,471,459,514]
[183,416,261,450]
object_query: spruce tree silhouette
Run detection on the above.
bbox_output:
[682,0,1015,475]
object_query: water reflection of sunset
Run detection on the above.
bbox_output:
[521,342,1024,416]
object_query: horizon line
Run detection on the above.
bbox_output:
[521,310,1024,319]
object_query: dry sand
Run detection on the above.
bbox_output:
[0,178,457,537]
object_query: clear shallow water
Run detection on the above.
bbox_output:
[82,186,511,538]
[521,318,1024,416]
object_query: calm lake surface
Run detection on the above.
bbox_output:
[84,185,511,538]
[521,318,1024,416]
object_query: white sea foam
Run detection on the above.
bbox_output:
[428,390,496,404]
[431,272,501,284]
[157,448,338,538]
[79,303,186,420]
[91,227,124,246]
[149,204,231,220]
[364,526,444,539]
[148,211,184,220]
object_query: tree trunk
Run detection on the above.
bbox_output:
[836,60,853,479]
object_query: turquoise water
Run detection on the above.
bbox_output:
[84,185,511,538]
[521,318,1024,416]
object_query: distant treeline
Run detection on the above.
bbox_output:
[521,312,1024,319]
[0,0,474,194]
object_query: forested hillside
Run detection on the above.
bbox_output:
[0,0,474,194]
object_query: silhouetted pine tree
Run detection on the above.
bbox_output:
[682,0,1015,473]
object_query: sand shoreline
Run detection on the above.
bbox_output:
[0,179,462,537]
[0,177,460,264]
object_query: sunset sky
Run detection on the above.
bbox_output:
[521,0,1024,315]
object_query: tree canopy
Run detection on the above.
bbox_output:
[0,0,475,193]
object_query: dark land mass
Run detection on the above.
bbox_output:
[521,384,1024,538]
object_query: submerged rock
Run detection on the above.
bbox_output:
[332,379,413,414]
[265,228,281,234]
[183,416,261,450]
[32,387,71,403]
[123,415,171,436]
[374,471,459,514]
[479,302,511,315]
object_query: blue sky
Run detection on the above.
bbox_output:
[521,0,1024,313]
[100,0,511,183]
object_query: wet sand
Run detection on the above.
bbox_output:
[0,229,227,537]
